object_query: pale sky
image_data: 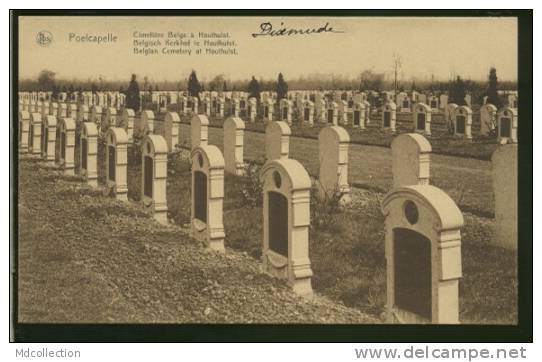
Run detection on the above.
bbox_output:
[19,16,518,82]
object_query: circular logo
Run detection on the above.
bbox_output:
[36,31,53,47]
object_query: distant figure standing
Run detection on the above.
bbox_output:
[126,74,141,111]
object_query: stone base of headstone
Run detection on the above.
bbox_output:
[233,163,245,176]
[87,178,98,188]
[262,252,314,300]
[290,277,314,301]
[191,219,225,252]
[116,190,128,201]
[154,207,169,225]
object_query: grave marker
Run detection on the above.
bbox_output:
[381,185,463,324]
[105,128,129,200]
[261,158,313,299]
[452,106,472,139]
[141,135,169,224]
[497,107,518,144]
[190,114,209,150]
[223,117,245,175]
[413,103,432,135]
[318,126,351,203]
[79,122,98,187]
[161,112,180,152]
[391,134,431,188]
[121,108,135,140]
[29,113,42,156]
[18,111,30,153]
[265,121,291,160]
[41,115,57,164]
[382,102,397,131]
[190,145,226,251]
[56,117,76,175]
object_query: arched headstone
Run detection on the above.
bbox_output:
[260,158,313,299]
[247,98,257,122]
[303,100,314,125]
[363,100,371,122]
[67,104,77,119]
[140,110,155,136]
[382,102,397,131]
[18,111,30,153]
[102,107,118,133]
[141,135,169,224]
[452,105,472,139]
[391,134,431,188]
[444,103,458,130]
[326,102,338,125]
[50,102,59,117]
[263,99,274,122]
[280,99,293,124]
[381,185,463,324]
[428,96,439,111]
[29,113,42,156]
[58,103,68,119]
[497,107,518,144]
[265,121,290,160]
[161,112,180,152]
[413,103,432,135]
[352,102,365,129]
[77,105,90,124]
[105,127,129,200]
[91,106,103,132]
[79,122,98,187]
[190,145,225,251]
[223,117,245,175]
[41,102,50,120]
[56,118,76,175]
[41,115,57,164]
[190,114,209,150]
[120,108,135,140]
[318,126,350,203]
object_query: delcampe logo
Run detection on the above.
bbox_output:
[36,30,53,47]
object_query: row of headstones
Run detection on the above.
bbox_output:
[213,97,518,144]
[19,91,126,108]
[17,112,463,323]
[388,134,517,323]
[416,102,518,142]
[151,91,519,144]
[18,108,517,324]
[18,99,164,146]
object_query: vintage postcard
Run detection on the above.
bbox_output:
[12,11,531,341]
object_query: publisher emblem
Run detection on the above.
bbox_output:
[36,31,53,47]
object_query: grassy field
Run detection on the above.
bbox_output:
[164,103,498,160]
[174,123,495,217]
[17,158,377,324]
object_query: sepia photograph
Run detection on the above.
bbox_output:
[11,10,532,342]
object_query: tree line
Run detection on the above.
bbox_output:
[21,67,516,109]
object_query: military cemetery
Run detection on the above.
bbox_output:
[15,16,522,327]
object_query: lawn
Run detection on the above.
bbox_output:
[174,123,495,218]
